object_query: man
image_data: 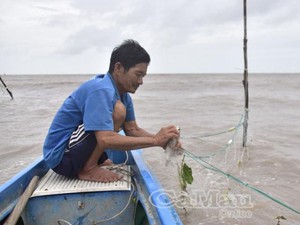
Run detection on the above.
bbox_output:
[43,39,179,183]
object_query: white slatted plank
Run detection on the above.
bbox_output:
[32,165,131,197]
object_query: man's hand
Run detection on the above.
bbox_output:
[154,125,180,149]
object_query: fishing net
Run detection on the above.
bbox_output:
[172,112,300,225]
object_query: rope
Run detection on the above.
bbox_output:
[93,183,135,224]
[57,219,72,225]
[56,183,135,225]
[57,153,134,225]
[180,111,300,215]
[187,113,244,159]
[192,113,244,139]
[184,149,300,215]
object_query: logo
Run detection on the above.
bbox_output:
[149,188,254,219]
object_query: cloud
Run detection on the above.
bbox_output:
[58,26,121,55]
[249,0,300,25]
[30,4,59,13]
[1,0,300,73]
[64,0,245,49]
[70,0,120,14]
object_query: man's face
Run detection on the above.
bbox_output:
[117,62,148,94]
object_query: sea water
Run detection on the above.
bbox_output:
[1,73,299,224]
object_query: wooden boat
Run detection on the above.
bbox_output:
[0,150,183,225]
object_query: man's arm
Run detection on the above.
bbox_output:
[95,124,179,151]
[124,121,183,150]
[123,120,154,137]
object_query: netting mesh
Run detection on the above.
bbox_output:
[172,112,300,225]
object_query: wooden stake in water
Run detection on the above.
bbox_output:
[0,75,14,100]
[242,0,249,148]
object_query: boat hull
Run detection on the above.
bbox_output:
[23,190,135,225]
[0,150,183,225]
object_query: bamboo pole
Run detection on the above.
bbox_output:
[242,0,249,148]
[0,75,14,100]
[4,176,39,225]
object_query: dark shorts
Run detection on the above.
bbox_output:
[53,124,108,178]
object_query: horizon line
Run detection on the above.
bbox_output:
[2,72,300,76]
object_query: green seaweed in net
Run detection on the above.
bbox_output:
[178,155,193,192]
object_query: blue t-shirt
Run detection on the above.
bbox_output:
[43,73,135,168]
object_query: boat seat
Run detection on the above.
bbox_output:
[31,165,131,197]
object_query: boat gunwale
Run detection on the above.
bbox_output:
[0,151,183,224]
[0,156,49,221]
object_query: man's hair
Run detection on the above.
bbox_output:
[108,39,150,73]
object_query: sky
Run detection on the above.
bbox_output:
[0,0,300,74]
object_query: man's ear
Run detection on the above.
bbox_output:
[114,62,124,75]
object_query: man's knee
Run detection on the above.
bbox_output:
[113,100,126,131]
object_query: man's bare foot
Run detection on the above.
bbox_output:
[99,159,113,166]
[78,166,122,183]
